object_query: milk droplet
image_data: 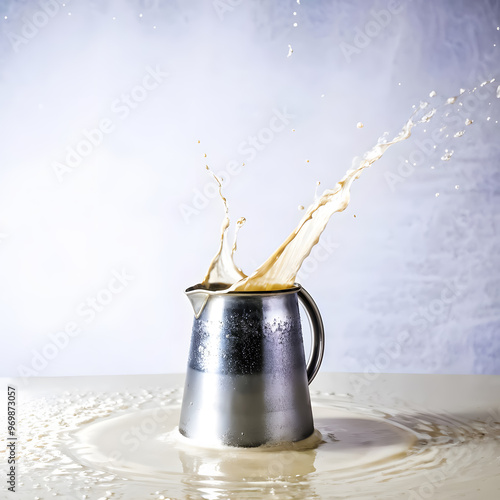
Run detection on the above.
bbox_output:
[454,130,465,138]
[293,11,297,15]
[298,205,304,211]
[435,193,440,197]
[455,185,460,190]
[465,118,473,125]
[287,44,293,57]
[421,109,436,122]
[487,116,491,121]
[446,96,456,104]
[356,122,364,129]
[293,22,298,27]
[459,88,466,95]
[429,90,437,97]
[441,150,454,161]
[496,85,500,98]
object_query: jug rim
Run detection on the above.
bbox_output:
[185,283,301,296]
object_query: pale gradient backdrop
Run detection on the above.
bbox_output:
[1,0,499,377]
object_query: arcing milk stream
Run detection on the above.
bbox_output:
[200,81,497,292]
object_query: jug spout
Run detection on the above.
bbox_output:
[185,283,232,318]
[185,288,210,319]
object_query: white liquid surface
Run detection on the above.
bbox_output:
[9,383,500,500]
[67,404,416,485]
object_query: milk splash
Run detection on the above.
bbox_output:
[201,167,247,287]
[201,81,496,291]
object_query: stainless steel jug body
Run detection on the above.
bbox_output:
[179,284,325,447]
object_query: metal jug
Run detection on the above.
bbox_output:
[179,283,325,447]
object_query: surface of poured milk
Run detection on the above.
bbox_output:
[199,81,498,292]
[9,373,500,499]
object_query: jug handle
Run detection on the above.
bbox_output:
[298,287,325,385]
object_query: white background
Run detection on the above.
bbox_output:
[1,0,499,377]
